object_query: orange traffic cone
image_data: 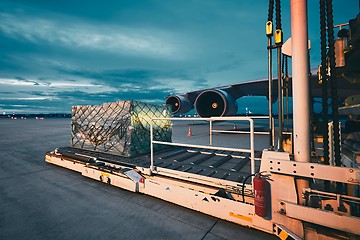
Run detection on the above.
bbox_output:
[187,126,193,137]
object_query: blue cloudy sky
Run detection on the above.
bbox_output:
[0,0,358,114]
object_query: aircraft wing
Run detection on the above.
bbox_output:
[165,69,360,117]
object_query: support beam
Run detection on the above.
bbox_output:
[290,0,310,204]
[291,0,311,163]
[281,200,360,236]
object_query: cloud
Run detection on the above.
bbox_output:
[0,78,35,86]
[0,0,358,114]
[3,97,56,101]
[0,74,174,113]
[55,66,209,92]
[0,13,186,60]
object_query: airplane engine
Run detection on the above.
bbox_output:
[195,89,238,117]
[165,95,194,114]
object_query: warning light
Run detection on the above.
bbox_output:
[212,103,218,109]
[139,178,145,184]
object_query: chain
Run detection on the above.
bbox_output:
[268,0,274,22]
[320,0,329,167]
[275,0,281,30]
[326,0,341,168]
[326,0,343,193]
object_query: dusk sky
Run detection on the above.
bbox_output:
[0,0,358,114]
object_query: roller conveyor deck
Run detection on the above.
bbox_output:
[55,146,262,184]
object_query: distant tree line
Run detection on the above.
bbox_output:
[0,113,71,118]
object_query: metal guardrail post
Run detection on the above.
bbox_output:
[150,119,154,173]
[209,120,213,145]
[249,118,255,184]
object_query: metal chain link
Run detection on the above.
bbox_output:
[326,0,341,169]
[268,0,274,22]
[320,0,330,167]
[275,0,282,30]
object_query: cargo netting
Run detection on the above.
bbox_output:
[71,100,172,157]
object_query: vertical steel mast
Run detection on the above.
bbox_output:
[290,0,311,202]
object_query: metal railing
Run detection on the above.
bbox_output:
[150,116,259,181]
[209,116,271,146]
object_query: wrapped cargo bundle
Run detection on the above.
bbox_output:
[71,100,172,157]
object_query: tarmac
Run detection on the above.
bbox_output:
[0,118,277,240]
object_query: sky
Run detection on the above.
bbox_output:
[0,0,358,114]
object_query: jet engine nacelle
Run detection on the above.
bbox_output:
[195,89,238,117]
[165,95,194,114]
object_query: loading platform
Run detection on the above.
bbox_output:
[45,116,360,239]
[55,146,262,184]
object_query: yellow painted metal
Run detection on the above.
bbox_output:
[266,21,273,36]
[278,230,289,240]
[275,29,283,45]
[100,172,110,178]
[229,212,253,222]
